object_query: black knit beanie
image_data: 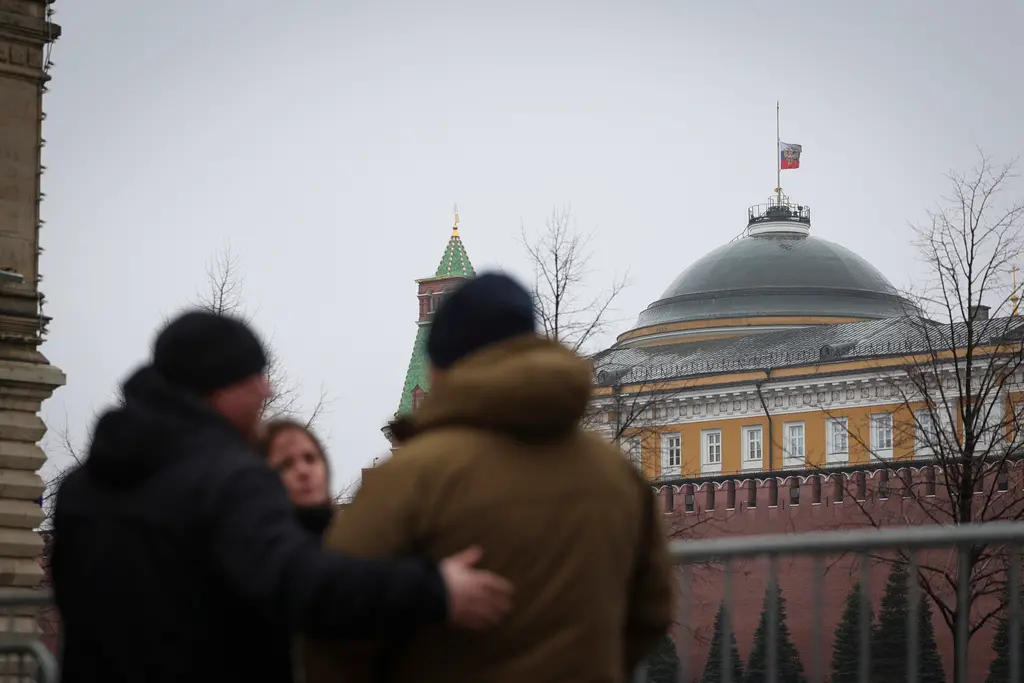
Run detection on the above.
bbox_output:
[427,272,537,370]
[153,310,268,396]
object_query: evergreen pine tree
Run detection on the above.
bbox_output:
[871,563,946,683]
[873,563,910,683]
[647,634,680,683]
[987,587,1024,683]
[917,594,946,683]
[743,585,807,683]
[830,582,872,683]
[701,602,744,683]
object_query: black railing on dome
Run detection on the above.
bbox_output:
[748,201,811,226]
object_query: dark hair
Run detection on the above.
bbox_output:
[259,419,331,480]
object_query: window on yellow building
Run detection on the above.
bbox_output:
[701,429,722,474]
[783,422,805,468]
[871,413,894,460]
[621,436,642,472]
[742,426,763,470]
[826,418,848,464]
[1012,402,1024,446]
[988,397,1006,448]
[915,410,936,458]
[661,434,682,476]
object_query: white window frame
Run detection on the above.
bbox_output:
[915,409,937,458]
[871,413,894,460]
[742,426,763,471]
[701,429,723,474]
[660,433,681,476]
[622,436,643,471]
[782,421,806,468]
[825,417,849,464]
[1013,402,1024,448]
[976,397,1005,450]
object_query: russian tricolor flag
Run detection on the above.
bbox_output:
[780,142,802,170]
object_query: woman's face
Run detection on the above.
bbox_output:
[266,428,330,507]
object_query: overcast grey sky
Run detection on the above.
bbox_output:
[38,0,1024,490]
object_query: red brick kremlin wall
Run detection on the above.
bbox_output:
[658,464,1024,682]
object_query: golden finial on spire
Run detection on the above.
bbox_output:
[1012,264,1020,316]
[452,203,460,236]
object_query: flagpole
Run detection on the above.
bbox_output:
[776,101,781,204]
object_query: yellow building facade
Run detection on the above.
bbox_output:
[589,195,1022,486]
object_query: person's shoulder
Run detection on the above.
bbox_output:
[577,430,637,466]
[174,429,279,505]
[183,427,264,475]
[53,463,88,511]
[573,430,652,494]
[391,428,481,467]
[368,429,482,489]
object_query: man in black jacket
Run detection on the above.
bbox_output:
[51,311,513,683]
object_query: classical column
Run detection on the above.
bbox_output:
[0,0,64,612]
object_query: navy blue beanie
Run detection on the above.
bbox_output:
[153,310,268,396]
[427,273,537,369]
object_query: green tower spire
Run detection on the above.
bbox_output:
[433,208,476,278]
[394,208,476,420]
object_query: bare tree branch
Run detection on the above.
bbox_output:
[42,245,334,536]
[197,244,330,428]
[521,206,630,355]
[820,151,1024,680]
[333,476,362,506]
[40,413,83,530]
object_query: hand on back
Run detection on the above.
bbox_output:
[439,546,514,630]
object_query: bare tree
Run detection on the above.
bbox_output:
[42,246,331,530]
[522,205,676,469]
[39,415,83,532]
[333,476,362,506]
[197,245,329,428]
[520,206,678,466]
[834,152,1024,680]
[521,206,629,355]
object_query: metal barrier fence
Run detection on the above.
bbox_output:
[7,523,1024,683]
[642,521,1024,683]
[0,591,58,683]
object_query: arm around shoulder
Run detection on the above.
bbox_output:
[209,461,448,638]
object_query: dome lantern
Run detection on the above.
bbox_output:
[615,197,920,348]
[746,192,811,238]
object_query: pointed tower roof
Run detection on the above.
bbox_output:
[432,209,476,279]
[397,325,430,416]
[393,208,476,421]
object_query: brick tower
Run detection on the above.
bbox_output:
[381,208,475,448]
[0,0,65,603]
